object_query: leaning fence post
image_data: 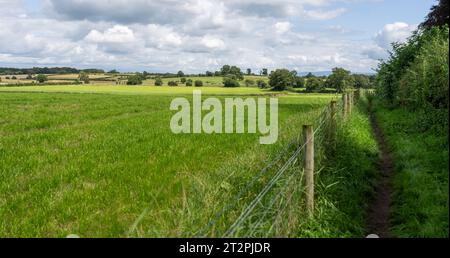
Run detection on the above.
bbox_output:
[303,125,314,217]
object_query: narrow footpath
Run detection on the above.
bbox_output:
[367,100,394,238]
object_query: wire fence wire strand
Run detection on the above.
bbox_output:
[223,130,315,237]
[201,97,346,238]
[197,138,298,237]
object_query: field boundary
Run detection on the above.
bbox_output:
[199,90,362,237]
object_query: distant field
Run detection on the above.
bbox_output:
[0,85,274,95]
[144,75,269,87]
[0,74,269,87]
[0,87,335,237]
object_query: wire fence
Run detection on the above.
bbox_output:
[198,91,358,238]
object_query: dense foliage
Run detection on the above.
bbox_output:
[269,69,295,91]
[376,25,449,111]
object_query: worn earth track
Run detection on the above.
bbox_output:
[367,100,394,238]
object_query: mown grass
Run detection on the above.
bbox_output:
[0,88,335,237]
[372,101,449,237]
[296,97,379,237]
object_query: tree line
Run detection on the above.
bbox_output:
[0,67,104,75]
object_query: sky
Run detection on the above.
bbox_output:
[0,0,436,73]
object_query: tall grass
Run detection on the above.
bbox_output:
[0,91,334,237]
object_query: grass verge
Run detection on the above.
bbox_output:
[372,101,449,237]
[297,97,379,237]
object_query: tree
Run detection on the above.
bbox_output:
[261,68,268,76]
[257,79,268,89]
[127,74,143,85]
[79,72,90,84]
[181,78,187,84]
[223,76,240,87]
[168,81,178,86]
[155,77,163,86]
[305,72,315,79]
[36,74,48,83]
[11,76,17,80]
[353,74,371,89]
[26,74,33,80]
[221,65,243,80]
[205,71,214,77]
[293,77,305,88]
[221,65,231,75]
[306,77,324,92]
[246,68,252,75]
[186,79,193,87]
[177,71,185,77]
[327,67,352,93]
[420,0,449,29]
[269,69,295,91]
[194,80,203,87]
[244,79,255,87]
[108,69,119,74]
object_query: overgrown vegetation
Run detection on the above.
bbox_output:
[374,0,449,237]
[372,101,448,237]
[298,96,379,237]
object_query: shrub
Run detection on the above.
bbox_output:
[257,80,268,89]
[36,74,48,83]
[127,74,143,85]
[194,80,203,87]
[223,76,240,87]
[168,81,178,86]
[79,72,90,84]
[181,78,187,84]
[244,79,255,87]
[186,79,193,87]
[155,77,163,86]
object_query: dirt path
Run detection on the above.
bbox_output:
[367,100,394,238]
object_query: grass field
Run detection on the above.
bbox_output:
[0,86,335,237]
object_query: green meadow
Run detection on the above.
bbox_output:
[0,86,335,237]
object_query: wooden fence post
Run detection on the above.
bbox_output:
[348,92,353,115]
[343,93,348,119]
[303,125,314,217]
[329,101,337,142]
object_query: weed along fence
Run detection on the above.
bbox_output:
[199,90,361,238]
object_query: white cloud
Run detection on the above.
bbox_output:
[274,22,292,34]
[85,25,136,43]
[0,0,391,73]
[201,36,226,50]
[303,8,347,20]
[375,22,416,49]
